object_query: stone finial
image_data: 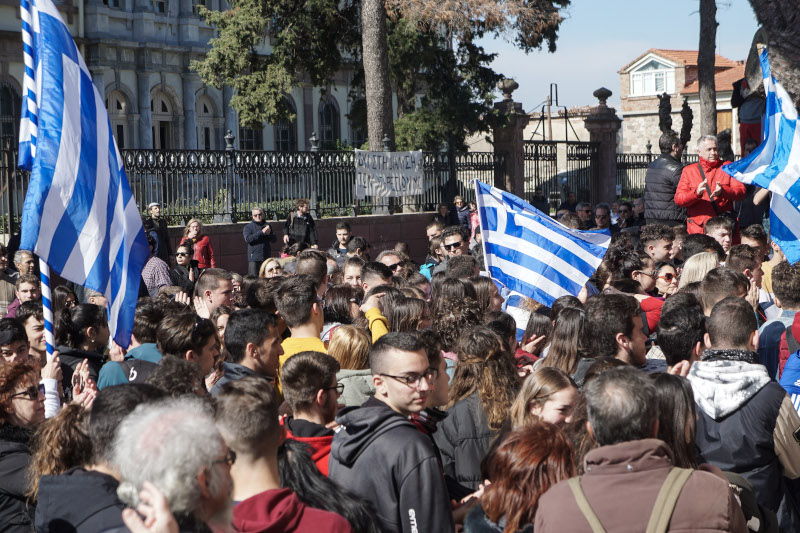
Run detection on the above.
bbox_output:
[498,79,519,101]
[593,87,612,107]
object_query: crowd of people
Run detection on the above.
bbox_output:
[0,128,797,533]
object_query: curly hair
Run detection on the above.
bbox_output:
[448,326,519,431]
[431,296,482,352]
[0,361,40,424]
[481,424,576,532]
[27,404,92,501]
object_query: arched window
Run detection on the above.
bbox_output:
[239,126,263,150]
[0,85,21,149]
[274,97,297,152]
[318,96,340,146]
[196,96,216,150]
[106,90,129,149]
[150,91,174,150]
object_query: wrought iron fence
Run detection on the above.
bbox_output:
[0,147,505,237]
[523,141,599,212]
[616,152,708,199]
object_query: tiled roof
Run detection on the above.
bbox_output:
[619,49,741,72]
[681,64,746,94]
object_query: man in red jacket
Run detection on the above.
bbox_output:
[280,351,340,476]
[216,377,352,533]
[674,135,746,234]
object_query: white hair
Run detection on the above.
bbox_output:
[697,135,718,150]
[112,397,226,516]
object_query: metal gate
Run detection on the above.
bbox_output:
[524,141,599,213]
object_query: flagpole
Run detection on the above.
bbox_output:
[38,258,55,362]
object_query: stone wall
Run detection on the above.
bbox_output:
[165,212,437,274]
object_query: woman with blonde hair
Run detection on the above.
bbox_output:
[329,326,374,407]
[180,218,215,269]
[259,257,283,278]
[678,251,719,288]
[510,367,578,430]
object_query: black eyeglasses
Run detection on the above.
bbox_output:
[175,252,190,257]
[443,241,463,251]
[323,383,345,395]
[380,368,439,388]
[595,214,609,219]
[214,449,236,466]
[10,384,45,401]
[387,262,403,271]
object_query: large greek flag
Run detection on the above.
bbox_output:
[723,48,800,264]
[475,180,610,307]
[18,0,148,348]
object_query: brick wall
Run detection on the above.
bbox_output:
[166,212,439,274]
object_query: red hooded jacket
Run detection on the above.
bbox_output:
[674,157,746,234]
[233,488,351,533]
[281,417,333,476]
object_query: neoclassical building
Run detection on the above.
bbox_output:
[0,0,378,151]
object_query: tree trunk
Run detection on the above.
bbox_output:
[698,0,718,136]
[361,0,395,150]
[748,0,800,107]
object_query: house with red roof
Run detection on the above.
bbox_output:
[618,49,746,154]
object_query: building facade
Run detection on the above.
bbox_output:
[618,49,745,154]
[0,0,381,151]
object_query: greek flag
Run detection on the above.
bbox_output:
[18,0,148,348]
[723,48,800,264]
[475,180,610,307]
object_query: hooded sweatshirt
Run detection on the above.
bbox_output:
[282,417,334,476]
[35,467,126,532]
[329,397,455,533]
[233,487,351,533]
[688,349,800,530]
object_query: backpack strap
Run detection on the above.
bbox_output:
[567,477,607,533]
[644,467,693,533]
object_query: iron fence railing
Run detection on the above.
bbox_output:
[616,152,719,199]
[0,147,505,236]
[523,141,599,212]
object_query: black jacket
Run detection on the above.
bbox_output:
[209,362,269,396]
[243,220,275,262]
[327,241,348,267]
[644,154,686,222]
[170,263,199,296]
[284,213,317,246]
[35,467,125,532]
[151,218,172,263]
[57,345,105,400]
[329,396,455,533]
[464,504,533,533]
[0,425,35,533]
[433,393,497,491]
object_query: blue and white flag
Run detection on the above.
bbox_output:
[723,48,800,264]
[18,0,148,348]
[475,180,610,307]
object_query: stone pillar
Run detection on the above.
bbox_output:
[90,68,105,100]
[183,75,199,150]
[583,87,621,206]
[137,71,153,149]
[222,85,236,147]
[491,79,529,198]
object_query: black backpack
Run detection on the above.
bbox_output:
[118,359,159,384]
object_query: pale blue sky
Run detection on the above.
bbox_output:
[477,0,760,111]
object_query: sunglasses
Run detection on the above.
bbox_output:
[580,209,592,213]
[595,214,609,219]
[175,252,190,257]
[11,384,45,401]
[637,270,658,279]
[443,241,463,251]
[658,273,676,282]
[387,262,403,271]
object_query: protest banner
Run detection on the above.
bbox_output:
[354,149,424,199]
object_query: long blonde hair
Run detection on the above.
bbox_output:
[678,252,718,288]
[510,367,577,429]
[328,326,371,370]
[183,218,203,239]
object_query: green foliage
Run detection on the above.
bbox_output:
[351,19,504,152]
[191,0,359,129]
